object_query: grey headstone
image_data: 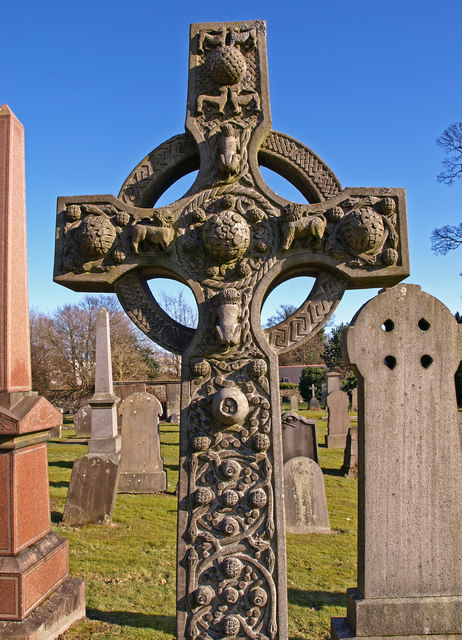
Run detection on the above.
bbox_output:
[115,382,147,432]
[341,426,358,478]
[73,404,91,438]
[325,389,350,448]
[290,395,299,411]
[350,387,358,411]
[326,371,341,394]
[332,284,462,640]
[165,381,181,421]
[168,413,180,424]
[281,411,318,464]
[321,382,328,404]
[283,456,330,534]
[118,391,166,493]
[62,455,120,526]
[309,397,321,410]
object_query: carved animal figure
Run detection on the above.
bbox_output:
[215,288,241,347]
[281,205,326,251]
[131,223,174,254]
[218,124,241,177]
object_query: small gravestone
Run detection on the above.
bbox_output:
[341,426,358,478]
[115,382,146,432]
[309,397,320,410]
[49,424,62,439]
[63,308,121,526]
[282,411,318,464]
[73,404,91,437]
[350,387,358,411]
[332,284,462,640]
[284,456,330,534]
[165,381,181,421]
[290,395,299,411]
[168,413,180,424]
[321,382,328,404]
[325,389,350,448]
[118,391,166,493]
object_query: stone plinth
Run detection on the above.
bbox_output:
[326,371,341,394]
[283,457,330,534]
[281,411,318,464]
[118,391,166,493]
[309,397,320,410]
[332,284,462,640]
[325,389,350,448]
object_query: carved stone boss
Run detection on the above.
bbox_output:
[54,21,409,640]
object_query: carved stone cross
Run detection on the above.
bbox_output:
[54,20,409,640]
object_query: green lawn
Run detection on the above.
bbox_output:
[51,410,357,640]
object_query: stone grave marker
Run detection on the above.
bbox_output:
[326,371,341,394]
[0,105,84,637]
[53,20,409,640]
[309,396,320,410]
[290,395,299,411]
[165,380,181,421]
[73,403,91,437]
[281,411,318,464]
[114,382,146,432]
[118,391,166,493]
[283,457,331,534]
[340,426,358,478]
[325,389,350,448]
[321,381,328,404]
[332,284,462,640]
[62,308,121,525]
[350,386,358,411]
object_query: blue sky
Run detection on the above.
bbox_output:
[3,0,462,329]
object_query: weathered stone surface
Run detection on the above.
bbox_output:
[325,389,350,448]
[73,404,91,438]
[281,411,318,464]
[289,395,299,411]
[118,391,166,493]
[283,456,330,534]
[53,21,409,640]
[332,284,462,640]
[114,382,146,431]
[62,455,120,525]
[321,382,328,404]
[341,426,358,478]
[0,577,85,640]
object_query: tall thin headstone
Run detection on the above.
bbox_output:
[62,308,120,525]
[332,284,462,640]
[0,105,84,637]
[53,21,409,640]
[290,395,299,411]
[325,389,350,448]
[118,391,166,492]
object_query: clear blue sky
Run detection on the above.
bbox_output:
[3,0,462,329]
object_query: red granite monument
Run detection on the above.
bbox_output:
[0,105,84,638]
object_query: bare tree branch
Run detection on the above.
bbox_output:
[430,223,462,254]
[436,122,462,185]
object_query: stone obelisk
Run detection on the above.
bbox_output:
[62,307,121,525]
[0,104,85,638]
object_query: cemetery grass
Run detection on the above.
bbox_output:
[51,411,357,640]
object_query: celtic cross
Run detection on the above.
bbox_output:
[54,20,409,640]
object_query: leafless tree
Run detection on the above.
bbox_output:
[156,289,198,378]
[431,123,462,260]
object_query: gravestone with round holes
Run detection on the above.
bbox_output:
[332,284,462,640]
[53,21,409,640]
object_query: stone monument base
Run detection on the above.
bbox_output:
[118,470,166,493]
[331,587,462,640]
[0,577,85,640]
[325,434,347,448]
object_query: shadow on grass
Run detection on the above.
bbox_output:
[288,588,345,610]
[49,460,75,469]
[49,481,70,488]
[86,608,175,632]
[165,463,179,472]
[321,467,345,477]
[51,510,63,524]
